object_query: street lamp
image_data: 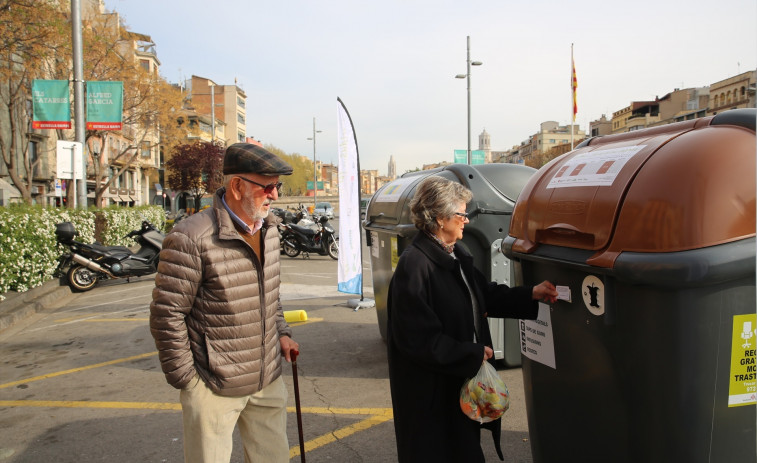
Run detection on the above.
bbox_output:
[307,117,322,211]
[208,81,216,142]
[455,35,482,165]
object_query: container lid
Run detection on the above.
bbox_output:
[364,163,535,236]
[508,109,756,268]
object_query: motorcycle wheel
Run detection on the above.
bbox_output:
[67,264,99,292]
[327,236,339,260]
[282,239,301,258]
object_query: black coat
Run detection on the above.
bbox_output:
[387,232,538,462]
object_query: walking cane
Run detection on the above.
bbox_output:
[291,349,306,462]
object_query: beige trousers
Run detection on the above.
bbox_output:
[180,375,289,463]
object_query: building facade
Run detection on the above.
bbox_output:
[707,71,756,116]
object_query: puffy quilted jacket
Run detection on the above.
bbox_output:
[149,188,292,397]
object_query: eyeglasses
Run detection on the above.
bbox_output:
[237,176,283,195]
[453,212,469,219]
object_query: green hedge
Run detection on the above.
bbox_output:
[0,205,165,298]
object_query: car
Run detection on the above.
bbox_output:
[360,195,372,219]
[313,202,334,219]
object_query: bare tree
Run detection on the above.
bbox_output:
[0,0,70,204]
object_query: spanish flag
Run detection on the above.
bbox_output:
[571,45,578,122]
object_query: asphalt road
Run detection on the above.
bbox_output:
[0,235,534,462]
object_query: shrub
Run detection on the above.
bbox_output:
[0,205,165,299]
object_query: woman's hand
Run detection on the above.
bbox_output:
[484,346,493,361]
[532,281,559,303]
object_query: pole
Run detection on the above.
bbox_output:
[571,43,574,150]
[210,83,215,142]
[72,0,86,208]
[312,117,317,211]
[466,36,472,165]
[309,117,321,212]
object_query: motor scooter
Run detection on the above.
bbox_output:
[279,215,338,260]
[53,221,165,291]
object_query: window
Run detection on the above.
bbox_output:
[237,96,245,108]
[141,141,151,158]
[140,59,150,71]
[237,112,245,124]
[238,132,245,142]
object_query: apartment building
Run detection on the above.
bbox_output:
[186,75,247,146]
[708,70,756,115]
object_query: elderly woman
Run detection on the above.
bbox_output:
[387,176,557,462]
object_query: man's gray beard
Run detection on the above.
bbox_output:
[242,200,268,222]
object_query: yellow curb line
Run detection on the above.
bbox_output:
[0,351,158,389]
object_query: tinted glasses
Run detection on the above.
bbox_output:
[453,212,469,220]
[237,176,283,195]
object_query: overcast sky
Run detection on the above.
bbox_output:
[104,0,756,175]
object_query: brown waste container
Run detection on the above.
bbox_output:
[504,108,756,463]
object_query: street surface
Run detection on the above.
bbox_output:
[0,233,534,462]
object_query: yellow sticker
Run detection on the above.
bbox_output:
[728,313,757,407]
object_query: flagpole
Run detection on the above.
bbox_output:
[571,43,575,150]
[337,97,375,310]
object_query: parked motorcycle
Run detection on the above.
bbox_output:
[53,220,165,292]
[279,215,338,260]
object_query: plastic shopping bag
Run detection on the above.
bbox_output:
[459,360,510,423]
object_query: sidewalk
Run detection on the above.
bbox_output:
[0,279,73,332]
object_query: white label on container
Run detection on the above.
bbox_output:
[582,275,605,316]
[374,176,417,202]
[546,145,646,189]
[520,303,556,369]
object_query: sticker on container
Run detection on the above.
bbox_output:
[581,275,604,316]
[390,236,399,272]
[546,145,646,189]
[374,176,417,202]
[728,313,757,407]
[371,232,379,259]
[520,303,556,369]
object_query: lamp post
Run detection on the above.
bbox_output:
[455,35,482,165]
[307,117,322,212]
[208,81,216,142]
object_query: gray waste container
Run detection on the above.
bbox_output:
[364,162,535,366]
[504,108,756,462]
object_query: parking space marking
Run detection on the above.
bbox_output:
[0,398,392,459]
[289,409,393,459]
[0,351,157,389]
[0,349,392,458]
[0,399,180,410]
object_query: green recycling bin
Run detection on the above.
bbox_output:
[364,163,535,366]
[504,108,756,462]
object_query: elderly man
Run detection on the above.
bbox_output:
[150,143,299,463]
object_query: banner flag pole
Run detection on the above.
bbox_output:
[337,97,375,310]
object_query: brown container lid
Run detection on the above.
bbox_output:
[508,110,756,268]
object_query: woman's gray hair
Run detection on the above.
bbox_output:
[409,176,472,233]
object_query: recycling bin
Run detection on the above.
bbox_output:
[504,108,756,462]
[364,162,535,366]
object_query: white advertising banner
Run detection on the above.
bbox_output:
[336,98,361,294]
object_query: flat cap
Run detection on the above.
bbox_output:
[223,143,293,176]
